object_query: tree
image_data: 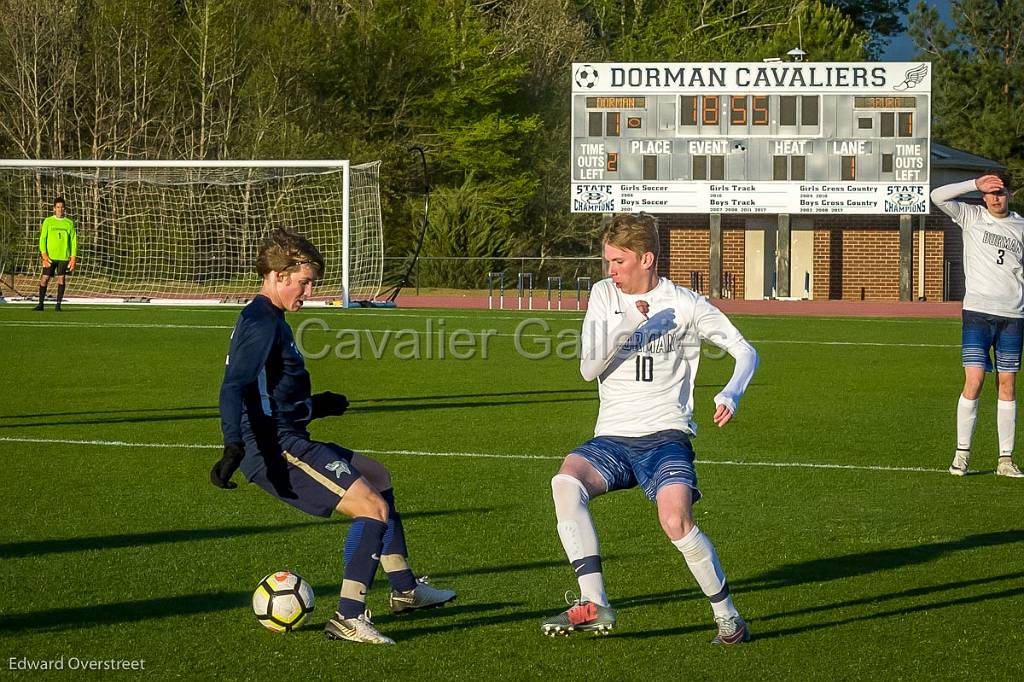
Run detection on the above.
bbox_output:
[827,0,909,56]
[77,0,176,159]
[0,0,81,160]
[909,0,1024,185]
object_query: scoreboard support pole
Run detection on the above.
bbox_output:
[777,214,791,299]
[899,214,913,302]
[917,215,927,300]
[709,214,723,299]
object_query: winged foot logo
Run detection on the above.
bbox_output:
[893,64,928,91]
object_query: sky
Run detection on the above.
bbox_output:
[881,0,954,61]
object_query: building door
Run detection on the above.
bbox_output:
[790,223,814,299]
[744,219,777,299]
[744,229,764,299]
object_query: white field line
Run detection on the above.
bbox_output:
[0,320,959,348]
[0,307,587,323]
[1,301,958,324]
[0,320,233,329]
[0,436,946,474]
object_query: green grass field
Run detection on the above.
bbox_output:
[1,304,1022,680]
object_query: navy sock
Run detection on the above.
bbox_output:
[56,284,66,303]
[380,489,416,592]
[338,517,386,618]
[38,286,46,305]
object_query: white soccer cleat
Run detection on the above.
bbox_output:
[323,610,395,644]
[712,615,750,645]
[996,459,1024,478]
[949,449,970,476]
[389,576,457,614]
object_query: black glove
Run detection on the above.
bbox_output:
[311,391,349,419]
[210,441,245,489]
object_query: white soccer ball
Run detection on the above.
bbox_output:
[252,571,315,632]
[575,65,599,89]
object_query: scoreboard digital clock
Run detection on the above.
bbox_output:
[571,62,931,215]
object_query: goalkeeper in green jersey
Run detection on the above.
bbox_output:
[34,197,77,311]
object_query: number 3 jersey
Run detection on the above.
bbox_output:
[580,277,757,438]
[932,180,1024,318]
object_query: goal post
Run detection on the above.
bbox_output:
[0,160,384,306]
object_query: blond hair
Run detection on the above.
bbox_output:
[601,213,660,260]
[255,227,325,277]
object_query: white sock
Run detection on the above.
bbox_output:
[551,474,608,607]
[672,525,738,619]
[957,395,979,451]
[997,399,1016,456]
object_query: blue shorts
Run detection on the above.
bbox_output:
[571,429,701,503]
[962,309,1023,373]
[248,435,360,518]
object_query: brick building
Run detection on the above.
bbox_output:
[658,143,1007,301]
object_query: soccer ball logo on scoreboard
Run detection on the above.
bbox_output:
[574,65,599,89]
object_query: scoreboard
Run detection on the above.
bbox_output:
[571,62,931,215]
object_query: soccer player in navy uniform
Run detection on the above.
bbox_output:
[34,196,77,311]
[211,227,455,644]
[541,213,758,644]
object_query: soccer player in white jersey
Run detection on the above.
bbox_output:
[541,213,759,643]
[932,173,1024,478]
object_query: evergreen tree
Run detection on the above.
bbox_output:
[909,0,1024,185]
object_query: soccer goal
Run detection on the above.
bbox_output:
[0,160,384,306]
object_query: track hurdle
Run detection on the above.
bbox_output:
[575,276,591,310]
[546,276,562,310]
[487,272,505,310]
[517,272,534,310]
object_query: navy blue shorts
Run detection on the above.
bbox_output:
[249,435,360,518]
[962,309,1023,373]
[570,429,701,503]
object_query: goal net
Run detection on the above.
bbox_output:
[0,160,383,305]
